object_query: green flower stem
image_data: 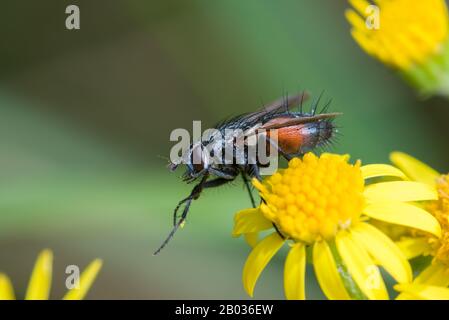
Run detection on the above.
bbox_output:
[402,39,449,99]
[328,240,367,300]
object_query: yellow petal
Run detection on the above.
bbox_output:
[395,292,420,300]
[284,243,306,300]
[0,273,15,300]
[364,181,438,203]
[414,262,449,287]
[336,231,388,300]
[345,9,366,31]
[351,223,412,283]
[390,152,439,187]
[242,233,284,297]
[363,202,441,237]
[25,249,53,300]
[233,208,272,237]
[252,178,268,194]
[63,259,103,300]
[313,241,350,300]
[361,164,407,180]
[395,237,429,259]
[351,28,376,56]
[349,0,371,17]
[395,284,449,300]
[244,232,260,248]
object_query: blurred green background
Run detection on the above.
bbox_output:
[1,0,449,299]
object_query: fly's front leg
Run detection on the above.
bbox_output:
[172,170,235,226]
[173,174,209,226]
[155,176,233,255]
[156,174,210,255]
[175,176,233,226]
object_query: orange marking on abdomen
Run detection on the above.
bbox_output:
[277,125,306,154]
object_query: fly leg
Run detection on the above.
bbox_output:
[273,223,286,240]
[208,168,237,180]
[265,136,293,161]
[155,174,208,255]
[243,168,284,240]
[255,138,288,240]
[155,175,232,255]
[172,168,235,226]
[250,164,262,181]
[241,173,256,208]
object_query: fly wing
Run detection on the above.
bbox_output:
[260,112,342,130]
[215,92,310,131]
[243,92,310,123]
[262,92,309,114]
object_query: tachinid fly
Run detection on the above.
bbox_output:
[154,92,341,254]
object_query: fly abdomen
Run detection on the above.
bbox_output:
[260,115,336,157]
[278,120,334,155]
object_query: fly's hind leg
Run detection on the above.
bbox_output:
[250,164,262,181]
[273,223,286,240]
[242,168,285,240]
[252,139,289,240]
[265,136,293,161]
[241,173,256,208]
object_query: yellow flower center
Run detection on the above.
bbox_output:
[347,0,449,69]
[427,174,449,265]
[256,153,365,244]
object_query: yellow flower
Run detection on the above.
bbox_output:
[346,0,449,97]
[390,152,449,299]
[0,249,102,300]
[233,152,440,300]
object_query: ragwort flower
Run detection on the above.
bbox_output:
[233,152,440,299]
[390,152,449,299]
[346,0,449,98]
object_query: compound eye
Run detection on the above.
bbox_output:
[168,162,179,172]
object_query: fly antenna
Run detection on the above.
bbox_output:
[157,154,170,162]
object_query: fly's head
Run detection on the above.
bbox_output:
[169,142,209,183]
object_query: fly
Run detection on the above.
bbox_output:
[154,92,341,254]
